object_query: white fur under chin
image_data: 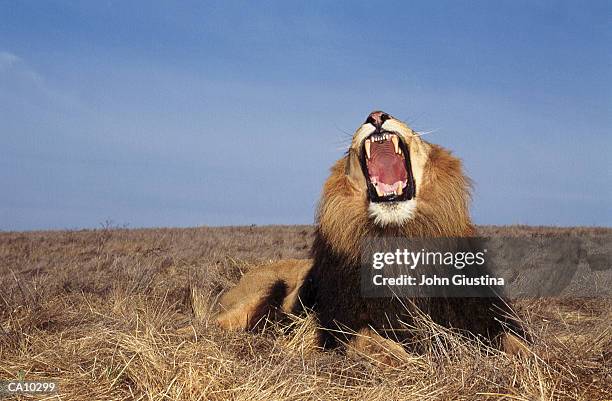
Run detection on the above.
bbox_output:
[368,200,417,226]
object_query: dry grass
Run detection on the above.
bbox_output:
[0,225,610,400]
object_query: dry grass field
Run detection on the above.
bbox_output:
[0,225,610,400]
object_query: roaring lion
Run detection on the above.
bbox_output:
[217,111,527,358]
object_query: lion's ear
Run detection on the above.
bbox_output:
[345,148,366,188]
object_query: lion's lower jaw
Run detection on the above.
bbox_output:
[368,199,417,227]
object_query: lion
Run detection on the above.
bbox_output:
[217,111,528,360]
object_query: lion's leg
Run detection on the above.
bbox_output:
[216,293,270,330]
[347,328,410,367]
[216,259,312,331]
[281,284,303,313]
[216,280,286,330]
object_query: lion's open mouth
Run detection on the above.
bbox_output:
[360,131,415,203]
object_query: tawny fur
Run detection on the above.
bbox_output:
[317,144,475,264]
[216,112,526,358]
[217,259,311,330]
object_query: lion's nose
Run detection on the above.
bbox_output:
[365,111,391,129]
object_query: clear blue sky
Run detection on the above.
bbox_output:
[1,1,610,230]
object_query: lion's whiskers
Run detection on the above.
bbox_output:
[414,129,440,137]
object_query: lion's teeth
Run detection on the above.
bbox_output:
[365,139,371,159]
[396,182,403,195]
[391,135,400,154]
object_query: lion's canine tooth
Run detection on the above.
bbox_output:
[375,185,384,197]
[396,182,403,195]
[364,139,371,159]
[391,135,400,154]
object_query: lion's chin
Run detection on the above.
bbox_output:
[368,199,417,227]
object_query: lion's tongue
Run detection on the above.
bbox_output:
[367,141,407,193]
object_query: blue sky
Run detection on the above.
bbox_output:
[1,1,610,230]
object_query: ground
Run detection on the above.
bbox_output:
[0,225,610,400]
